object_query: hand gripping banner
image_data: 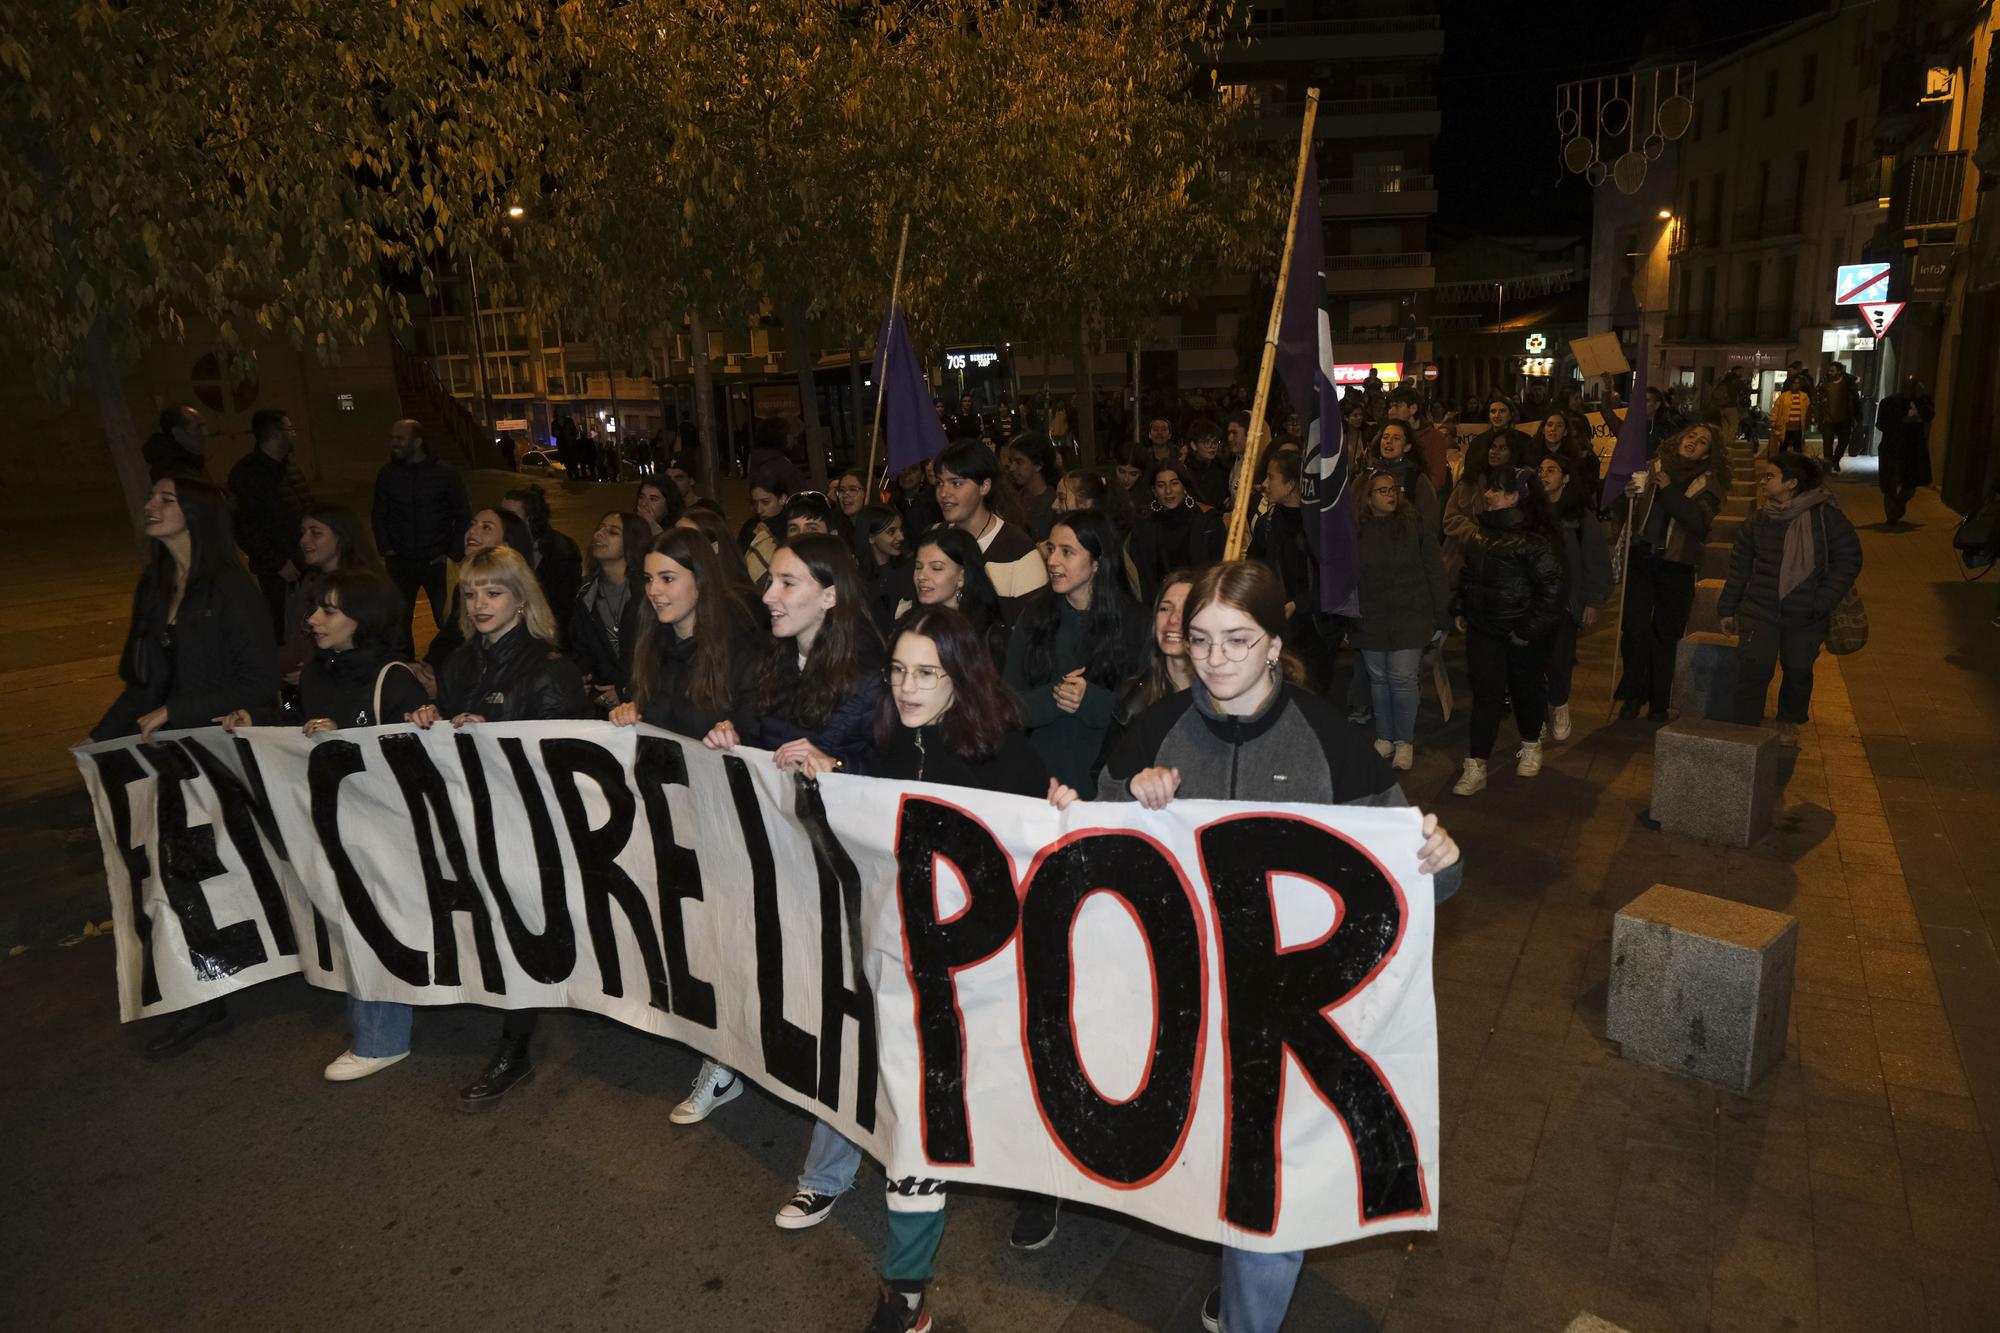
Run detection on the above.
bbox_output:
[74,722,1440,1252]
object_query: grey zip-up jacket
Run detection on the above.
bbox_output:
[1098,679,1462,902]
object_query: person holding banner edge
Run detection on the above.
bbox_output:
[95,473,281,1056]
[1077,560,1461,1333]
[699,534,886,1195]
[221,567,429,1080]
[407,544,590,1109]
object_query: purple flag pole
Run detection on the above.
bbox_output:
[1600,345,1651,509]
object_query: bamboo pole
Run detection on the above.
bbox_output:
[1225,89,1320,561]
[863,214,912,491]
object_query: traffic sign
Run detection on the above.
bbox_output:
[1835,262,1892,305]
[1422,363,1440,382]
[1858,301,1905,336]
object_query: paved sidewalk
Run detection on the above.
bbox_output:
[4,473,1997,1331]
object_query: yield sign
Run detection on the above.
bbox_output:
[1859,301,1905,336]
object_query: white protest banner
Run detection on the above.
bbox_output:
[74,721,1439,1253]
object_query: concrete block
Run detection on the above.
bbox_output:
[1651,717,1781,847]
[1699,542,1734,581]
[1687,577,1726,634]
[1709,513,1745,547]
[1669,631,1741,721]
[1608,883,1797,1092]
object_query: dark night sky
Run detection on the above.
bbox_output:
[1436,0,1832,233]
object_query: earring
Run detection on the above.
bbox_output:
[1267,658,1279,680]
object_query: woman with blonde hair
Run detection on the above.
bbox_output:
[409,544,590,1110]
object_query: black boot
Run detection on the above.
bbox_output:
[458,1036,534,1111]
[145,998,231,1057]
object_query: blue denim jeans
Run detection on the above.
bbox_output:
[1221,1246,1306,1333]
[798,1119,864,1195]
[349,998,412,1059]
[1360,648,1424,744]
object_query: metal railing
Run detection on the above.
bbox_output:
[1732,198,1802,241]
[1235,15,1441,39]
[1848,155,1895,206]
[1326,251,1433,270]
[1324,170,1436,195]
[1903,151,1967,228]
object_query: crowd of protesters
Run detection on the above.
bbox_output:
[95,367,1886,1331]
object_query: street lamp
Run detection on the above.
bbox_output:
[1657,209,1673,220]
[507,205,526,219]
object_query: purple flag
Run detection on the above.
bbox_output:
[1600,346,1651,509]
[873,301,947,476]
[1274,154,1359,616]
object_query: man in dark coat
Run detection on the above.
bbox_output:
[1875,376,1934,523]
[227,407,316,640]
[372,418,471,654]
[142,405,209,479]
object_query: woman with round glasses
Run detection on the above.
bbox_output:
[1080,559,1462,1333]
[854,603,1053,1333]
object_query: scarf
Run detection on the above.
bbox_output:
[1763,487,1836,601]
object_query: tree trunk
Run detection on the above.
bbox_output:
[84,316,150,543]
[785,295,829,491]
[689,311,720,496]
[1073,316,1097,467]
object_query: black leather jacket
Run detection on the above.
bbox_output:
[438,622,590,722]
[1457,508,1567,643]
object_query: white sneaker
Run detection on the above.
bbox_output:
[1453,758,1487,796]
[1373,738,1394,759]
[323,1049,408,1082]
[1550,704,1572,742]
[670,1059,743,1125]
[1392,742,1413,771]
[1516,740,1544,777]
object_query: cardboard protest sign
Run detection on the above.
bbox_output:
[75,722,1440,1252]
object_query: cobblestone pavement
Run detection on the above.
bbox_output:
[3,468,1996,1331]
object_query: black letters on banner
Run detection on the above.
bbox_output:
[378,734,505,992]
[181,736,298,957]
[462,736,578,984]
[723,755,818,1096]
[894,796,1021,1165]
[89,747,161,1005]
[1199,815,1424,1233]
[138,740,269,978]
[307,739,429,985]
[632,736,717,1028]
[1019,833,1204,1187]
[541,738,675,1013]
[792,776,879,1131]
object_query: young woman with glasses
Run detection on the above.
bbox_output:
[1077,559,1462,1333]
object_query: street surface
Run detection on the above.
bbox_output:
[4,467,1998,1331]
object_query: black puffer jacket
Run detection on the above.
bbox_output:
[226,449,315,577]
[438,622,589,722]
[1456,508,1567,643]
[92,563,279,740]
[744,634,885,774]
[371,457,470,563]
[299,644,428,728]
[1719,495,1863,628]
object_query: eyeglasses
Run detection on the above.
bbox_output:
[1184,631,1266,662]
[886,663,949,690]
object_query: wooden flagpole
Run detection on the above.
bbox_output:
[1225,89,1320,562]
[863,213,912,495]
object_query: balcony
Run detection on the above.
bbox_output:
[1221,14,1443,64]
[1848,155,1895,207]
[1324,251,1435,293]
[1669,216,1725,254]
[1664,307,1803,343]
[1901,151,1967,229]
[1250,96,1441,141]
[1731,198,1803,243]
[1323,170,1438,217]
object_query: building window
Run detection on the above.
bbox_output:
[1802,53,1818,104]
[1719,88,1732,132]
[1693,100,1704,141]
[1840,119,1857,178]
[1763,70,1779,117]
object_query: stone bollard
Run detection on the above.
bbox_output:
[1669,630,1741,721]
[1651,718,1781,846]
[1608,884,1797,1092]
[1686,578,1726,634]
[1699,542,1734,581]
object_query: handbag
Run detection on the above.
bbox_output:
[371,662,418,724]
[1954,497,1999,572]
[1825,583,1868,655]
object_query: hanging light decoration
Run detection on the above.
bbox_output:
[1557,62,1697,194]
